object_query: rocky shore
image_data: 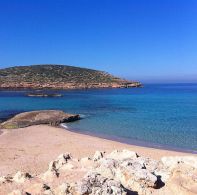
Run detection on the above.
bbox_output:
[1,149,196,195]
[26,93,63,97]
[0,81,142,90]
[0,110,80,129]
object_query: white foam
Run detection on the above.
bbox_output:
[60,123,69,129]
[79,114,86,119]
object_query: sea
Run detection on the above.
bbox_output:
[0,83,197,153]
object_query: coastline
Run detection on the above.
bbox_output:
[61,124,197,154]
[0,124,196,177]
[0,85,142,93]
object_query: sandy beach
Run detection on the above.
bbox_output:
[0,125,195,177]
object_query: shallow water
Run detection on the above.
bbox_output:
[0,83,197,152]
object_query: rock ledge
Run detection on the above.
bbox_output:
[0,110,80,129]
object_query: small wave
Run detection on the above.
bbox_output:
[79,114,86,119]
[60,123,69,129]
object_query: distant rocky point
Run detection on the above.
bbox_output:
[0,110,80,129]
[0,64,142,90]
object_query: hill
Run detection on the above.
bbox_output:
[0,64,141,89]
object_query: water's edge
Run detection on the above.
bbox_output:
[60,124,197,154]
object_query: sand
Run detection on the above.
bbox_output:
[0,125,196,177]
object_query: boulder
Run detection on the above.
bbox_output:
[95,158,118,179]
[0,110,80,129]
[95,151,160,195]
[42,153,73,181]
[77,172,127,195]
[115,160,158,194]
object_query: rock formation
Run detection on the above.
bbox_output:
[1,149,197,195]
[26,92,63,97]
[0,110,80,129]
[78,172,127,195]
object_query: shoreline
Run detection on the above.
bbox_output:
[0,84,142,91]
[0,125,196,177]
[60,124,197,154]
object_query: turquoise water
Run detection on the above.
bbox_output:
[0,84,197,152]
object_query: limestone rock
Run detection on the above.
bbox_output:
[137,156,159,172]
[53,153,73,170]
[42,153,73,182]
[0,175,13,184]
[162,164,197,195]
[107,149,138,161]
[80,157,94,169]
[115,162,158,194]
[42,168,58,182]
[3,150,197,195]
[95,151,159,195]
[25,183,52,195]
[54,183,76,195]
[155,156,197,183]
[78,172,127,195]
[8,190,23,195]
[12,171,32,183]
[161,156,197,169]
[92,151,105,161]
[95,158,118,179]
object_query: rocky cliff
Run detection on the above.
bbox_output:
[0,65,141,90]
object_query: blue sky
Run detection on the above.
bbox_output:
[0,0,197,83]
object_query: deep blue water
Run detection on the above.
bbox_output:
[0,83,197,152]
